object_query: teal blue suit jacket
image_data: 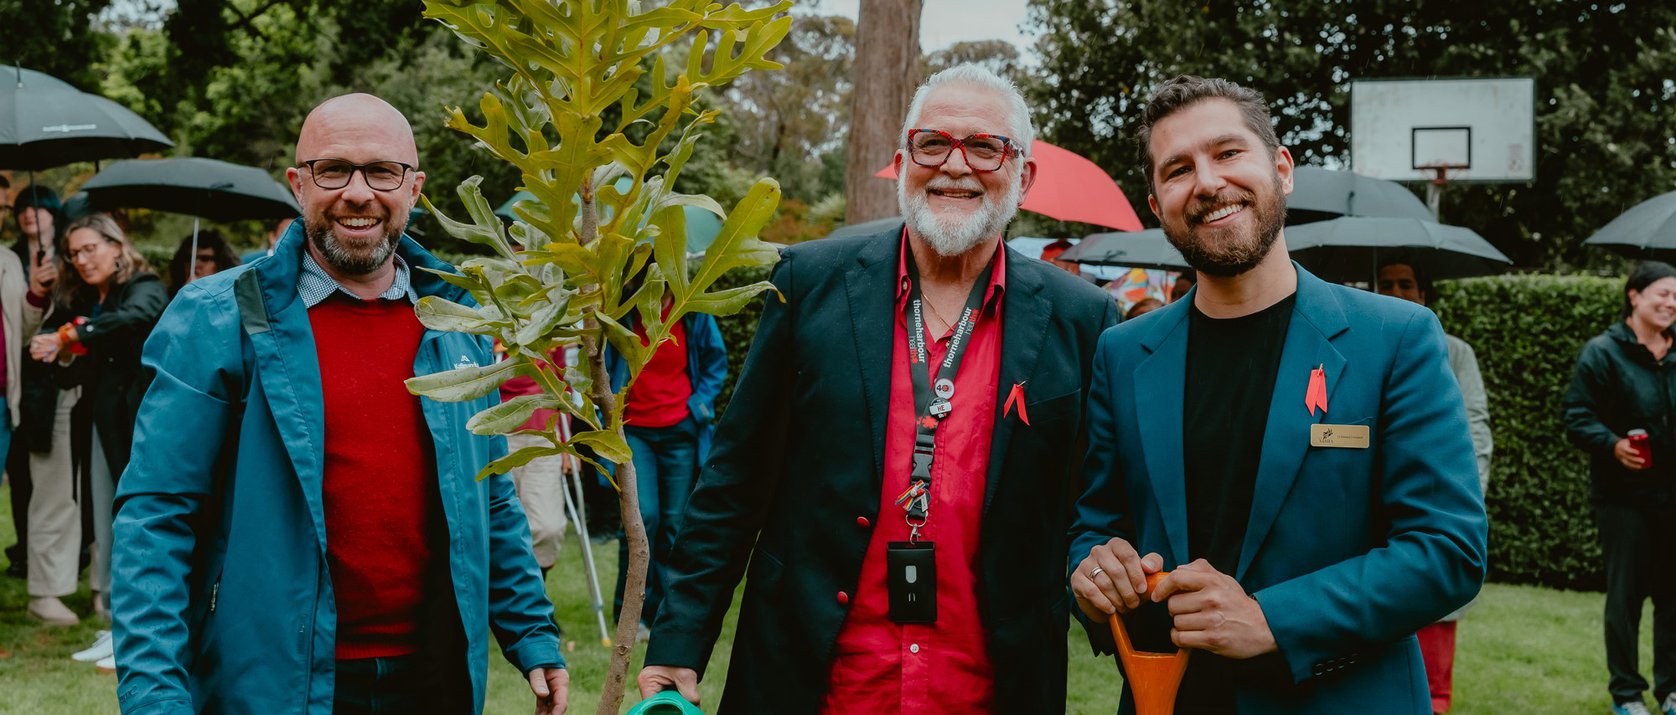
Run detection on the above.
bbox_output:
[1070,264,1487,714]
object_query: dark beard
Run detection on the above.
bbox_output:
[1164,176,1287,278]
[304,216,401,276]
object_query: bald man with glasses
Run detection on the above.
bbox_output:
[111,94,569,715]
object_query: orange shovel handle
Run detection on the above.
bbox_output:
[1106,571,1191,715]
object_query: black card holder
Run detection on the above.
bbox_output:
[886,541,937,624]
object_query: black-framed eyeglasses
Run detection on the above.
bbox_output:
[299,159,414,192]
[906,129,1019,172]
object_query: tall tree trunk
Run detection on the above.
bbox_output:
[843,0,922,224]
[575,176,651,715]
[588,329,648,715]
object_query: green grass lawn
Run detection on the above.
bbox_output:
[0,481,1656,714]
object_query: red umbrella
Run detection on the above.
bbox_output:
[875,139,1143,231]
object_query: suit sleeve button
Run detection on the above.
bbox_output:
[836,591,850,606]
[856,516,870,528]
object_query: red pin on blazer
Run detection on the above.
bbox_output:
[1306,364,1328,416]
[1003,382,1029,425]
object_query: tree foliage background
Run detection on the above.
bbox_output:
[1026,0,1676,272]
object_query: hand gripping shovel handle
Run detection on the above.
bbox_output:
[1107,571,1191,715]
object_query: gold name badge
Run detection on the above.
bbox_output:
[1310,423,1370,449]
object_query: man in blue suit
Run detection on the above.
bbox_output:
[1068,76,1487,714]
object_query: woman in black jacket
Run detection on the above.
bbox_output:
[29,214,166,662]
[1564,260,1676,715]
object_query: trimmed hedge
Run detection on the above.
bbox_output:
[1433,274,1622,591]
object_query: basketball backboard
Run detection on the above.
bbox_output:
[1350,78,1536,183]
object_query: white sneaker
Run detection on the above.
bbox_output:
[28,597,79,626]
[72,630,113,662]
[95,654,116,673]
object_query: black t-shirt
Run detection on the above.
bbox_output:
[1164,292,1296,713]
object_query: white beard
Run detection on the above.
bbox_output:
[898,173,1022,257]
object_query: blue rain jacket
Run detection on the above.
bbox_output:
[110,224,563,714]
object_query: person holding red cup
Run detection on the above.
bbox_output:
[1564,260,1676,715]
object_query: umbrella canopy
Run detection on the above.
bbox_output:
[1287,167,1434,224]
[81,157,299,221]
[495,186,725,253]
[0,65,173,170]
[874,139,1144,231]
[1285,216,1512,283]
[1583,189,1676,262]
[1057,228,1190,271]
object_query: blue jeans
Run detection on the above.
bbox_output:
[613,416,699,626]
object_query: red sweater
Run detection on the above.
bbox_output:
[309,295,440,660]
[623,317,692,428]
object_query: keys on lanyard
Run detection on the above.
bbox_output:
[900,253,994,542]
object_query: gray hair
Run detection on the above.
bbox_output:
[900,64,1034,158]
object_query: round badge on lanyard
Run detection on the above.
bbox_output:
[933,377,955,400]
[929,398,952,418]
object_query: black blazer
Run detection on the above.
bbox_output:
[645,227,1118,714]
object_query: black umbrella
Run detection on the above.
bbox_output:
[1286,216,1512,284]
[82,157,299,280]
[81,157,299,222]
[1583,189,1676,262]
[1287,167,1433,225]
[1058,228,1190,270]
[0,65,173,171]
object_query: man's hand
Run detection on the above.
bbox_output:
[1071,537,1163,621]
[1152,559,1277,659]
[528,666,569,715]
[1614,437,1649,471]
[637,665,700,705]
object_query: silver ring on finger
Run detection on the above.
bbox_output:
[1089,566,1105,580]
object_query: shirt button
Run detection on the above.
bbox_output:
[856,516,870,528]
[909,644,920,654]
[836,591,849,606]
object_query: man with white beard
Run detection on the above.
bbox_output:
[635,64,1117,714]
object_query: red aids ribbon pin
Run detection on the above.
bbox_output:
[1003,382,1030,426]
[1305,364,1328,416]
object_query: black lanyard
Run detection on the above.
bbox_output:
[897,254,994,541]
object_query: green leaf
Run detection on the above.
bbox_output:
[415,296,506,334]
[467,393,564,435]
[406,359,528,403]
[680,281,780,317]
[569,428,632,464]
[478,443,570,480]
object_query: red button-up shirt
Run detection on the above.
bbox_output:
[821,232,1006,714]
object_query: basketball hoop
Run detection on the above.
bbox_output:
[1416,162,1469,186]
[1413,162,1468,220]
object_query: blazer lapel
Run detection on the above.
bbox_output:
[842,230,901,483]
[982,248,1050,517]
[1235,267,1349,580]
[1132,302,1192,566]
